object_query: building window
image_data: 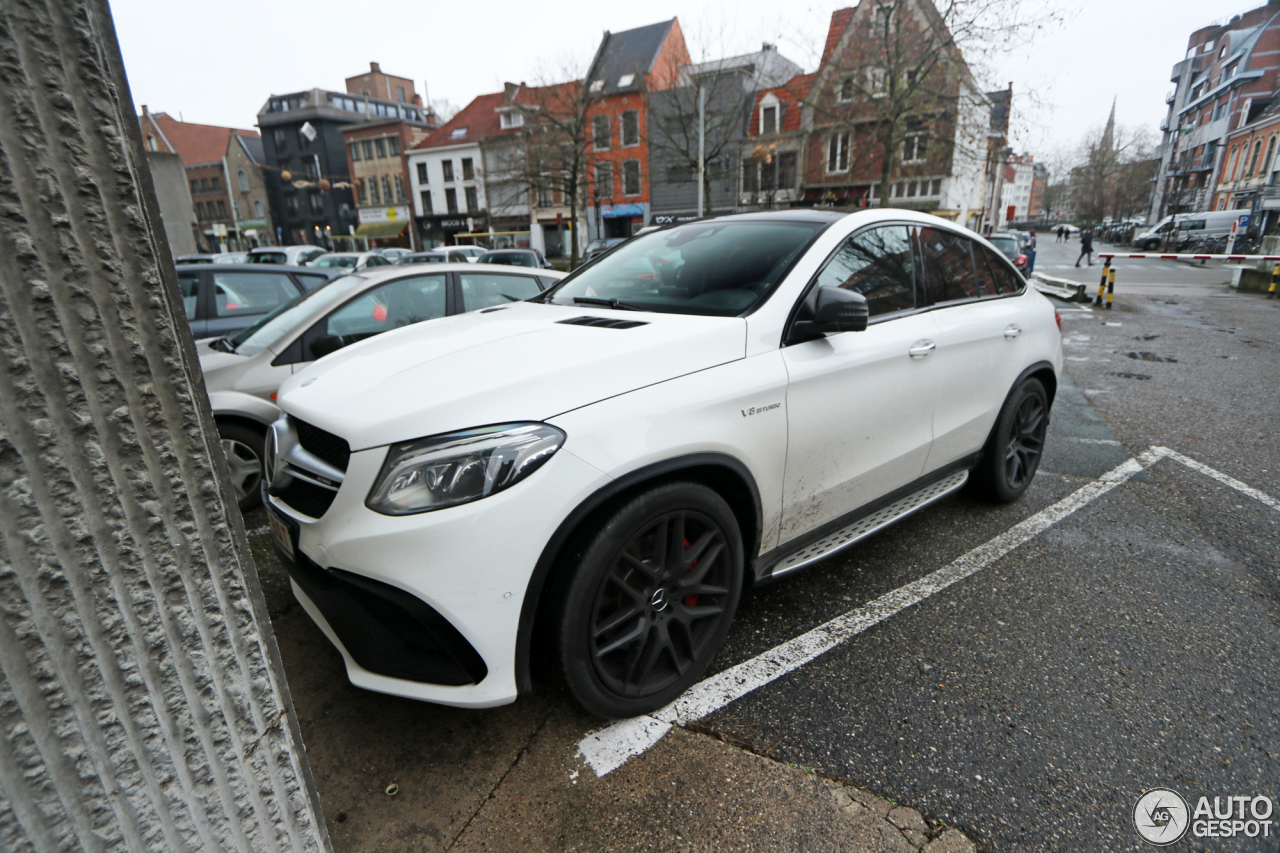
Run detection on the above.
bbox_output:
[838,78,854,102]
[903,134,927,163]
[237,169,250,192]
[867,67,886,98]
[388,137,399,156]
[778,151,797,188]
[417,163,428,183]
[190,179,200,195]
[369,175,380,204]
[254,199,264,217]
[195,202,204,221]
[622,159,641,195]
[147,134,157,152]
[375,138,386,159]
[394,174,406,202]
[381,175,392,203]
[216,199,226,218]
[286,195,299,216]
[595,162,614,198]
[465,186,479,211]
[273,128,287,150]
[461,158,474,181]
[309,192,323,215]
[442,160,454,182]
[210,176,221,192]
[875,4,893,32]
[907,181,917,197]
[742,159,758,194]
[538,186,552,207]
[870,183,880,198]
[827,132,850,172]
[445,187,458,213]
[931,178,942,195]
[621,111,639,146]
[397,85,405,102]
[362,140,374,160]
[761,105,777,134]
[420,190,433,214]
[593,114,611,150]
[350,142,361,162]
[500,111,524,128]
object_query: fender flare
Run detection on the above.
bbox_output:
[513,452,763,695]
[207,390,282,428]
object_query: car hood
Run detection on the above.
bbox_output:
[199,349,256,392]
[276,302,747,451]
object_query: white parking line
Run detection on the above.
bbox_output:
[575,447,1280,778]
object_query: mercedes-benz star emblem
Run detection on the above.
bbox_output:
[649,588,669,612]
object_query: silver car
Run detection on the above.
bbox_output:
[201,263,566,509]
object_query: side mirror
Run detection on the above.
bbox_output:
[309,334,344,359]
[814,285,869,333]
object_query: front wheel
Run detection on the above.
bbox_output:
[547,482,744,719]
[969,378,1049,503]
[217,421,265,513]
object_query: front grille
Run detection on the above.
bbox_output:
[273,479,337,519]
[294,418,350,472]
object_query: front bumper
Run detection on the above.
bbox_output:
[269,441,609,708]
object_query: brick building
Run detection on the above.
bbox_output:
[583,19,691,241]
[139,107,273,251]
[343,118,432,248]
[1153,3,1280,220]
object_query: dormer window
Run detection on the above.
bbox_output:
[500,111,524,128]
[590,80,604,93]
[450,127,468,139]
[618,74,635,87]
[762,105,777,134]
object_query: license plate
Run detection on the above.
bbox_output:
[269,510,295,562]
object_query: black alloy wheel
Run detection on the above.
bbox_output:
[549,482,744,719]
[970,378,1049,503]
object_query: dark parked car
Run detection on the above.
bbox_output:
[476,249,554,269]
[987,233,1029,274]
[175,264,337,340]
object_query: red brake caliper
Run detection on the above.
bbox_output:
[683,537,698,607]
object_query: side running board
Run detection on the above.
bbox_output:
[768,469,969,579]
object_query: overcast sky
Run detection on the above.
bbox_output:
[112,0,1245,173]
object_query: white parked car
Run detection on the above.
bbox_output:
[248,245,327,267]
[200,263,565,510]
[309,251,393,271]
[265,210,1063,718]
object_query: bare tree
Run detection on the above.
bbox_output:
[1066,123,1154,225]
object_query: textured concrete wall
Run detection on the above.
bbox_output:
[0,1,330,850]
[144,151,199,256]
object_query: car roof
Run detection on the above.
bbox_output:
[174,263,336,273]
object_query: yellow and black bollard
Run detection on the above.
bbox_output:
[1270,263,1278,299]
[1106,266,1115,309]
[1095,258,1111,307]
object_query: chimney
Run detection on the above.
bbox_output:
[141,104,148,116]
[371,61,381,73]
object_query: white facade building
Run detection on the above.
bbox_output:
[406,136,487,248]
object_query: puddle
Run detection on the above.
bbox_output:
[1126,352,1178,363]
[1111,372,1152,380]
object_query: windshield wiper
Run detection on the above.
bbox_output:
[571,296,646,311]
[208,337,236,353]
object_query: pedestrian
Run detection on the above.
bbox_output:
[1055,226,1062,242]
[1075,228,1094,267]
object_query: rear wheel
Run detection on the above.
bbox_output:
[969,378,1048,503]
[548,482,744,719]
[217,421,264,512]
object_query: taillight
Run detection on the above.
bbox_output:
[1054,309,1062,331]
[1016,254,1028,267]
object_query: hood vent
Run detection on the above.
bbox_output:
[557,315,648,330]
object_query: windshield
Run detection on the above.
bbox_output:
[988,237,1019,257]
[547,220,824,316]
[315,255,357,268]
[228,274,368,355]
[250,252,287,264]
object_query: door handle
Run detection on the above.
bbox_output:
[1004,324,1022,339]
[908,340,936,358]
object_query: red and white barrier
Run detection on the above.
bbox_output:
[1097,253,1280,262]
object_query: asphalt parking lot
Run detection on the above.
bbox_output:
[244,238,1280,851]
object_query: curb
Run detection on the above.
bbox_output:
[1029,272,1089,302]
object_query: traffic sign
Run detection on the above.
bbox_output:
[1238,214,1251,228]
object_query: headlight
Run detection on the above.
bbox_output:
[365,423,565,515]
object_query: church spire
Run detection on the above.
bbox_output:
[1102,97,1117,152]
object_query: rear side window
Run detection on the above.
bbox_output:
[977,245,1024,294]
[461,272,543,310]
[211,272,298,317]
[251,252,287,264]
[293,273,330,291]
[812,225,915,316]
[177,271,201,319]
[918,227,979,304]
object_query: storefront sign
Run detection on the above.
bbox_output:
[649,211,728,226]
[602,203,644,219]
[358,205,411,224]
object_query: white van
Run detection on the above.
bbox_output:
[1133,211,1246,249]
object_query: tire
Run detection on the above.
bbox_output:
[217,421,265,513]
[969,378,1049,503]
[547,482,744,719]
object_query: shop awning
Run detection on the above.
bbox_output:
[354,221,409,238]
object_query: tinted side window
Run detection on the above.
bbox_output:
[813,225,915,316]
[293,272,330,291]
[322,275,447,344]
[918,227,979,303]
[460,272,543,310]
[972,246,1000,297]
[177,271,201,319]
[211,272,298,317]
[978,245,1024,294]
